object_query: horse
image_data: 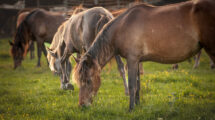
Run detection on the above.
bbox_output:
[15,11,35,60]
[73,0,215,111]
[47,7,128,93]
[9,9,66,69]
[46,6,85,90]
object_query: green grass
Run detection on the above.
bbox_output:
[0,38,215,120]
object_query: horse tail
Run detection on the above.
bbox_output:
[14,9,39,56]
[95,14,113,35]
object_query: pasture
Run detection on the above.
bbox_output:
[0,38,215,119]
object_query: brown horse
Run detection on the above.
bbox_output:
[47,7,128,93]
[9,9,66,69]
[111,8,214,71]
[73,0,215,111]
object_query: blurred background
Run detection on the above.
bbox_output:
[0,0,187,38]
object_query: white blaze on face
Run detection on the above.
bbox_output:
[49,57,56,72]
[47,53,61,73]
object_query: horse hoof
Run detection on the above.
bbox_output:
[65,83,74,90]
[172,65,178,70]
[60,84,67,90]
[211,65,215,69]
[61,83,74,90]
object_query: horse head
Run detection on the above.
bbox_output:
[47,48,61,74]
[10,18,31,69]
[9,39,27,69]
[73,54,101,107]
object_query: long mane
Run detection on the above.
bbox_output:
[49,21,67,51]
[13,9,39,56]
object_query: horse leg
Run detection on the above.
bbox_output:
[29,41,35,60]
[115,55,129,96]
[172,64,179,70]
[209,57,215,69]
[66,60,74,89]
[135,63,140,105]
[127,59,138,111]
[60,49,74,90]
[36,41,42,67]
[204,49,215,69]
[193,51,201,69]
[139,63,144,75]
[41,43,49,66]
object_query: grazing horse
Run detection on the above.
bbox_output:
[47,7,128,93]
[9,9,66,69]
[73,0,215,111]
[47,21,74,90]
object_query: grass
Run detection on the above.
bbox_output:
[0,38,215,120]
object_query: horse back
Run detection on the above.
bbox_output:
[27,9,66,42]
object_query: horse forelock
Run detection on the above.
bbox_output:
[73,54,100,87]
[73,57,89,87]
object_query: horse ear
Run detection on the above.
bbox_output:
[71,54,80,63]
[47,47,57,58]
[9,41,14,46]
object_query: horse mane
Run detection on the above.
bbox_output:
[13,9,39,56]
[49,20,68,52]
[73,4,86,14]
[111,8,127,17]
[67,4,86,17]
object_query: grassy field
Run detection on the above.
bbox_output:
[0,38,215,120]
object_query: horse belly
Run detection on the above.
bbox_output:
[141,29,201,64]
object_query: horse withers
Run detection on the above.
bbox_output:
[47,7,128,93]
[73,0,215,111]
[9,9,66,69]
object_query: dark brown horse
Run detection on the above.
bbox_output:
[47,7,128,93]
[9,9,66,69]
[73,0,215,111]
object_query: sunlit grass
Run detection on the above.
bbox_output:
[0,38,215,120]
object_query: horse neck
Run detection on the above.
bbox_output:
[87,31,115,68]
